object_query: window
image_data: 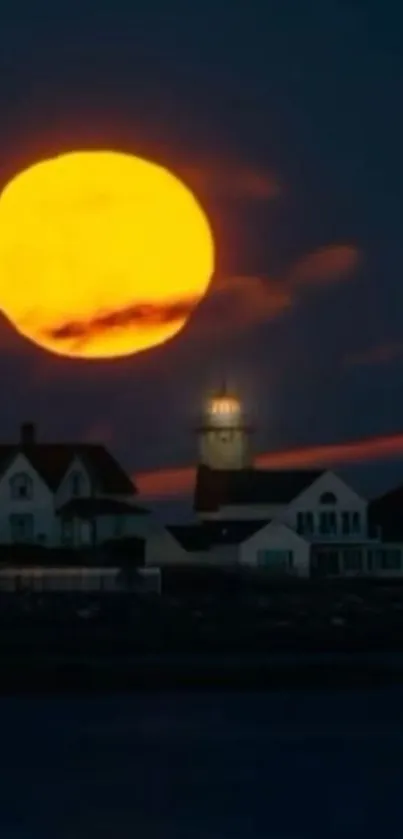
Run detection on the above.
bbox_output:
[341,512,361,535]
[319,511,337,535]
[376,550,401,571]
[10,514,34,543]
[320,492,337,504]
[256,550,293,572]
[341,512,350,535]
[297,512,314,535]
[343,549,363,572]
[70,471,83,496]
[351,512,361,534]
[61,520,73,545]
[10,472,33,500]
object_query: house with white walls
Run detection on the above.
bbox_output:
[0,422,146,548]
[0,422,161,592]
[163,384,403,578]
[191,463,403,576]
[4,395,403,586]
[167,518,311,576]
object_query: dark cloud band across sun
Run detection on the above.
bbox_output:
[43,296,199,348]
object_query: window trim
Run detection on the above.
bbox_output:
[297,511,314,535]
[319,510,337,535]
[9,472,33,501]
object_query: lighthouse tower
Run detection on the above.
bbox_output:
[197,384,253,470]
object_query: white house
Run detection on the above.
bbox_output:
[159,384,403,578]
[167,518,311,576]
[191,462,403,576]
[0,422,160,593]
[0,422,146,548]
[4,399,403,586]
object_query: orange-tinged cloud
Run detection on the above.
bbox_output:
[181,161,282,201]
[205,275,293,328]
[288,244,360,288]
[194,243,361,341]
[137,466,196,500]
[136,430,403,500]
[0,151,214,360]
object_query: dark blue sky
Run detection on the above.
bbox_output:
[1,0,403,501]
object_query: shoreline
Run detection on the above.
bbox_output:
[3,652,403,694]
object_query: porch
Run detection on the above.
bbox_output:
[311,544,403,577]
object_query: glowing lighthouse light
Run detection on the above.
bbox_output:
[210,396,241,419]
[198,389,252,469]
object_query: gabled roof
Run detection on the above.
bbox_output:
[0,443,135,496]
[57,497,148,519]
[168,519,270,552]
[194,464,324,512]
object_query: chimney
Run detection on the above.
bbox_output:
[20,422,36,446]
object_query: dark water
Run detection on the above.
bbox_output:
[2,689,403,838]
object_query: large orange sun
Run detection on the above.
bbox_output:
[0,151,214,359]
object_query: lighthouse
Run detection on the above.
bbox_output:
[197,384,253,470]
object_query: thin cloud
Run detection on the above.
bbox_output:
[204,275,293,328]
[195,243,361,337]
[346,342,403,367]
[137,465,196,500]
[42,296,199,348]
[136,430,403,500]
[287,244,360,288]
[180,160,283,201]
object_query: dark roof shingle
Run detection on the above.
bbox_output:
[194,465,324,512]
[168,519,270,551]
[0,443,135,496]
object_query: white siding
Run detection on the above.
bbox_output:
[287,471,368,541]
[145,527,190,566]
[239,521,310,577]
[200,471,369,545]
[55,457,137,507]
[0,453,57,545]
[55,457,92,506]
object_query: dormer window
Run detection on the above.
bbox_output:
[320,492,337,504]
[10,472,33,500]
[71,471,83,497]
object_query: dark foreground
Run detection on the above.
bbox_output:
[3,652,403,693]
[3,689,403,838]
[5,578,403,691]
